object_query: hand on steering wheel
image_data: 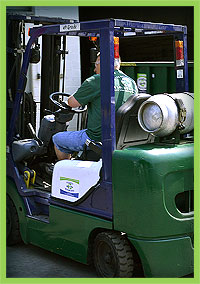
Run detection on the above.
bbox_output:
[49,92,87,113]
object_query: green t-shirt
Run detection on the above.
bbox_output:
[73,70,138,141]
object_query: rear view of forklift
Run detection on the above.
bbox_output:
[6,17,194,278]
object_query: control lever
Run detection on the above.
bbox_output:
[85,139,102,156]
[27,123,43,146]
[44,109,54,115]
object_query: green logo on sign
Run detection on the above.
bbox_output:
[60,177,79,184]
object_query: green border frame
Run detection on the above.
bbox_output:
[0,1,199,283]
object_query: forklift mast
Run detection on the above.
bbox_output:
[6,14,74,137]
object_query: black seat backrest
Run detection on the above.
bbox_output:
[116,94,155,150]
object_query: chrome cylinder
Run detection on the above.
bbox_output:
[138,93,194,137]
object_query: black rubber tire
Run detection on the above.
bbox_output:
[7,195,22,245]
[93,231,134,277]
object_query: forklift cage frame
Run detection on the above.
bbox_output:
[7,18,189,219]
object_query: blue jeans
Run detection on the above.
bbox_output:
[52,129,90,154]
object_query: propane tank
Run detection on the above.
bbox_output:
[138,93,194,137]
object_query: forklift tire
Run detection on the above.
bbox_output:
[7,195,22,246]
[93,231,134,277]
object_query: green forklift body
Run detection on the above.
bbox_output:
[112,143,194,277]
[6,17,194,278]
[129,235,193,277]
[7,178,112,264]
[7,142,194,276]
[26,205,112,264]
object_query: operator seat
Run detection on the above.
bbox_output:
[116,93,155,149]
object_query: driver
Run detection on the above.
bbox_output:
[52,53,138,160]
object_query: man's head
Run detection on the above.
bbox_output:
[94,52,121,74]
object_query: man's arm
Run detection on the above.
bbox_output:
[68,95,81,108]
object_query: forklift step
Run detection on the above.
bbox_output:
[27,214,49,223]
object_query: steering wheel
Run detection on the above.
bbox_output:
[49,92,87,113]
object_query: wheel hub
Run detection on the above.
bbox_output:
[104,253,112,264]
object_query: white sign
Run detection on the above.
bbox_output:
[60,23,80,32]
[137,73,147,92]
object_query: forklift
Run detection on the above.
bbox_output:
[6,17,194,277]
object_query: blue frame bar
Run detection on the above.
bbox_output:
[114,19,185,33]
[7,36,34,145]
[100,28,115,184]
